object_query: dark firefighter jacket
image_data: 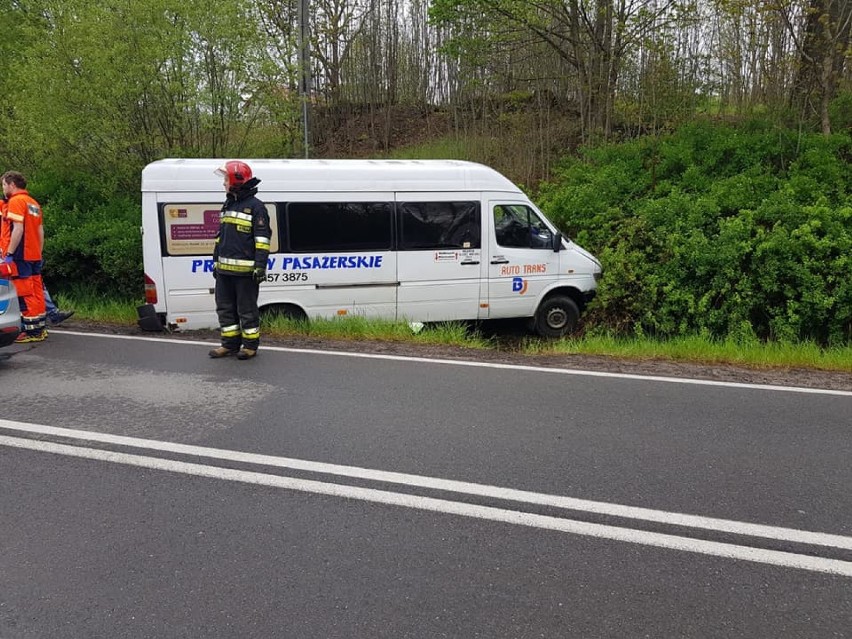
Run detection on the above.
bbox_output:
[212,178,271,276]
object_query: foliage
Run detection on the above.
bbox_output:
[49,285,142,323]
[34,176,142,300]
[1,0,848,344]
[3,0,297,196]
[261,315,492,349]
[538,119,852,345]
[829,91,852,132]
[2,0,298,300]
[522,333,852,373]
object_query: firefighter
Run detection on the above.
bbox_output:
[208,160,270,360]
[1,171,47,342]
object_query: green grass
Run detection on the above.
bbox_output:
[54,289,852,373]
[51,287,141,324]
[262,314,493,349]
[521,334,852,373]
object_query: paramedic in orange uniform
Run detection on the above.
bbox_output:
[1,171,47,342]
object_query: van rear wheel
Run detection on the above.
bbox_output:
[533,295,579,338]
[262,304,307,322]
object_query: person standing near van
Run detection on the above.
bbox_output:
[208,160,270,360]
[44,283,75,325]
[1,171,47,342]
[2,192,73,327]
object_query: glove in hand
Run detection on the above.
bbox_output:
[253,267,267,283]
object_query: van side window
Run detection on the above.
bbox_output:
[494,204,553,249]
[286,202,393,252]
[398,201,481,250]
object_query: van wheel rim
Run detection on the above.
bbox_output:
[547,308,568,329]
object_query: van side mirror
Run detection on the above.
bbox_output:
[552,231,563,252]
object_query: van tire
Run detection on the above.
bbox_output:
[262,303,307,322]
[533,295,579,338]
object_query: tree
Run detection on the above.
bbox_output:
[430,0,686,142]
[779,0,852,134]
[5,0,295,194]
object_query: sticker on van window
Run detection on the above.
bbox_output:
[169,208,219,241]
[163,203,278,256]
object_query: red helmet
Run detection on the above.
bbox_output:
[215,160,253,189]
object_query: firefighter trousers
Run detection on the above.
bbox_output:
[214,274,260,351]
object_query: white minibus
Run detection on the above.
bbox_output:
[138,159,601,337]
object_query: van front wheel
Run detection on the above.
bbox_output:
[534,296,579,338]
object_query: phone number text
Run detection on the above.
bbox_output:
[265,272,308,283]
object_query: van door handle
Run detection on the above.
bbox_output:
[460,260,480,266]
[490,258,509,265]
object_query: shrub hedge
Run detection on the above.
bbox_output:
[35,176,142,301]
[538,119,852,345]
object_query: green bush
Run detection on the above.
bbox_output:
[539,119,852,345]
[35,177,142,301]
[829,90,852,132]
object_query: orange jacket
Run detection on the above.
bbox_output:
[4,190,43,262]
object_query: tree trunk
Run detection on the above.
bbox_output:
[789,0,852,134]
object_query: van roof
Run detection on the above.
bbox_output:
[142,159,523,194]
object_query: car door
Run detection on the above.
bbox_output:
[486,201,561,319]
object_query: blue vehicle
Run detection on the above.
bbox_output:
[0,278,21,347]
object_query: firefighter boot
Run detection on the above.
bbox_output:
[209,346,238,358]
[237,348,257,360]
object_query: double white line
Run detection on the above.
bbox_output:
[2,418,851,577]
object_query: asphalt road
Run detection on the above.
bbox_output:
[1,330,850,638]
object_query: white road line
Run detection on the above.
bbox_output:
[1,433,851,577]
[55,330,852,397]
[2,418,851,552]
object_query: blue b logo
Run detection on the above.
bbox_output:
[512,277,528,294]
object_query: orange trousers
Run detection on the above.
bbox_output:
[14,274,47,333]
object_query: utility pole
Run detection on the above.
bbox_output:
[298,0,311,158]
